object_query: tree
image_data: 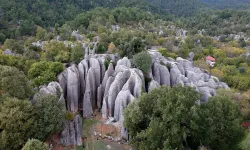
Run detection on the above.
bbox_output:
[3,39,15,50]
[124,86,200,150]
[190,95,244,150]
[240,133,250,150]
[0,98,36,150]
[108,42,116,53]
[19,20,36,35]
[33,94,66,141]
[125,86,244,150]
[28,61,64,87]
[70,43,84,63]
[0,32,6,44]
[43,40,69,62]
[132,51,152,73]
[22,139,49,150]
[0,65,32,99]
[36,27,47,40]
[123,37,145,58]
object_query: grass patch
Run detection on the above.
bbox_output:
[82,118,98,137]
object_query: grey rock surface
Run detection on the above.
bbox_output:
[83,91,93,118]
[67,65,80,112]
[148,80,160,92]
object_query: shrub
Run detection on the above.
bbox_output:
[132,51,152,73]
[22,139,49,150]
[28,61,64,87]
[0,65,32,99]
[33,94,66,141]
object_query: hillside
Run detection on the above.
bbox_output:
[0,1,250,150]
[201,0,250,9]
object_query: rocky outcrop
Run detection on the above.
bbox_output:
[60,115,82,146]
[66,65,80,112]
[34,50,229,144]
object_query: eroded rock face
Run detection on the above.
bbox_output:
[35,51,229,144]
[60,115,82,146]
[148,80,160,92]
[67,65,80,112]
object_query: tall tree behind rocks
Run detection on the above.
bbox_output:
[33,94,66,141]
[0,65,32,99]
[0,98,36,150]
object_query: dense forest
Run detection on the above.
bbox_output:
[201,0,250,9]
[1,0,250,150]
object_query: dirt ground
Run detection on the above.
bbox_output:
[48,110,131,150]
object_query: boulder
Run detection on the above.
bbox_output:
[67,65,80,112]
[114,90,134,122]
[74,115,83,146]
[148,80,160,92]
[85,68,96,107]
[69,122,76,145]
[116,57,131,68]
[89,58,101,88]
[60,121,70,146]
[102,63,114,88]
[170,65,182,86]
[83,91,93,118]
[97,85,104,109]
[107,70,131,116]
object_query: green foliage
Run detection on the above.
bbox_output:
[22,139,49,150]
[190,95,244,150]
[42,40,69,62]
[125,86,245,149]
[33,94,66,141]
[0,98,36,150]
[0,32,6,44]
[70,43,84,63]
[3,39,24,54]
[65,111,77,121]
[19,20,36,36]
[132,51,152,73]
[158,48,178,59]
[240,133,250,150]
[124,86,201,149]
[36,27,47,40]
[122,37,146,58]
[28,61,64,87]
[0,65,32,99]
[58,24,72,40]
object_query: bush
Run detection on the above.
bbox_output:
[158,48,178,59]
[22,139,49,150]
[0,65,32,99]
[0,32,6,44]
[70,43,84,63]
[43,40,70,62]
[0,98,36,150]
[191,95,244,150]
[28,61,64,87]
[132,51,152,73]
[33,94,66,141]
[124,86,200,149]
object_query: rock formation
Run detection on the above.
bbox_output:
[34,49,229,145]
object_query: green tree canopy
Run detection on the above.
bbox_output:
[0,98,36,150]
[124,86,201,149]
[33,94,66,141]
[42,40,69,62]
[125,86,244,150]
[22,139,49,150]
[28,61,64,87]
[132,51,152,73]
[0,65,32,99]
[190,95,244,150]
[70,43,84,63]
